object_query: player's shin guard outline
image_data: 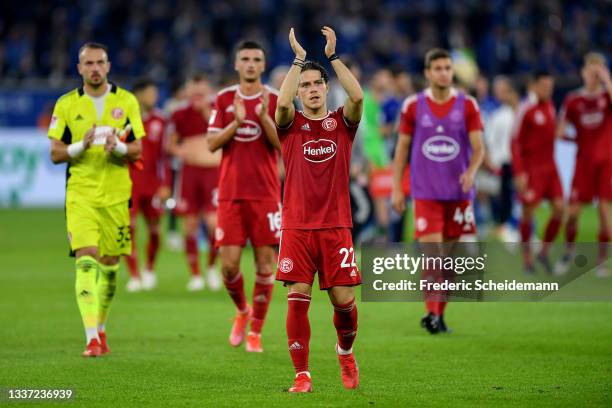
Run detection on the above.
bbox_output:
[75,256,100,335]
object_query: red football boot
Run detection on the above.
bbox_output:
[82,338,102,358]
[98,332,110,355]
[288,372,312,393]
[337,344,359,389]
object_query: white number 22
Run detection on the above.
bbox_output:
[339,247,357,268]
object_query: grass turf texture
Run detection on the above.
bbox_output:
[0,207,611,407]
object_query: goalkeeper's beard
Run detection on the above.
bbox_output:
[86,76,106,89]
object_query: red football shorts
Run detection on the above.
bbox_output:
[570,159,612,203]
[175,165,220,215]
[276,228,362,290]
[130,190,163,220]
[519,166,563,205]
[215,200,281,248]
[413,199,476,239]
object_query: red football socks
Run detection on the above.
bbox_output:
[224,272,247,312]
[287,292,311,374]
[251,273,275,334]
[333,298,358,352]
[185,235,200,276]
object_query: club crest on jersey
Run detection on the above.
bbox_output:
[112,108,124,119]
[322,117,337,131]
[235,119,262,142]
[422,135,460,162]
[303,139,337,163]
[279,258,294,273]
[534,110,546,125]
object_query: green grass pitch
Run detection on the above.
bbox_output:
[0,207,611,407]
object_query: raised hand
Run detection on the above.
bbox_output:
[289,28,306,60]
[255,88,269,118]
[321,26,337,58]
[233,93,246,124]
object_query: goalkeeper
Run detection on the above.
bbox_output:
[48,42,145,357]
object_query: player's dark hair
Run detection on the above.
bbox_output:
[532,69,553,81]
[424,48,451,69]
[79,42,109,57]
[235,40,266,56]
[188,73,208,83]
[132,78,156,93]
[301,61,329,84]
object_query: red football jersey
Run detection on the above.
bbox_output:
[169,103,209,140]
[208,85,281,201]
[277,107,358,230]
[511,95,557,175]
[560,88,611,162]
[130,109,168,195]
[398,88,483,136]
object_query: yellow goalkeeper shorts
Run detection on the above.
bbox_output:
[66,199,131,257]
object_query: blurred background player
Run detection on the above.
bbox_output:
[124,79,170,292]
[392,48,484,334]
[48,42,145,356]
[207,41,281,353]
[275,27,363,393]
[168,74,222,291]
[556,53,612,277]
[511,70,564,274]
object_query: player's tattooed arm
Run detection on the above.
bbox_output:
[257,89,281,150]
[276,28,304,128]
[391,133,411,214]
[322,26,363,124]
[460,130,485,193]
[207,94,244,152]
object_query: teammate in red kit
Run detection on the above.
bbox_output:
[168,74,222,291]
[556,53,612,277]
[207,41,281,353]
[511,70,564,274]
[392,48,484,334]
[124,79,170,292]
[275,27,363,393]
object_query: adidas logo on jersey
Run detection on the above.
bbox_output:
[289,341,303,350]
[301,123,311,131]
[75,114,84,120]
[436,125,444,133]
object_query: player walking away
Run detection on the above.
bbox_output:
[48,42,145,356]
[207,41,281,353]
[124,79,170,292]
[556,53,612,277]
[511,71,564,274]
[168,74,223,292]
[275,27,363,393]
[392,48,484,334]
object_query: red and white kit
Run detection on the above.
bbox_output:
[208,85,281,247]
[276,107,362,289]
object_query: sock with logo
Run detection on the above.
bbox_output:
[287,292,311,374]
[333,298,357,353]
[251,272,275,334]
[97,263,119,332]
[75,256,100,343]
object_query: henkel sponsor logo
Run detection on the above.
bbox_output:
[303,139,337,163]
[235,119,262,142]
[580,112,604,128]
[422,135,460,162]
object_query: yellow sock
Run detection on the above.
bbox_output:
[97,263,119,331]
[75,256,100,342]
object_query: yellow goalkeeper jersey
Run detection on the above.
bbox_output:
[48,83,145,207]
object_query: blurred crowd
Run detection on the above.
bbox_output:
[0,0,610,86]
